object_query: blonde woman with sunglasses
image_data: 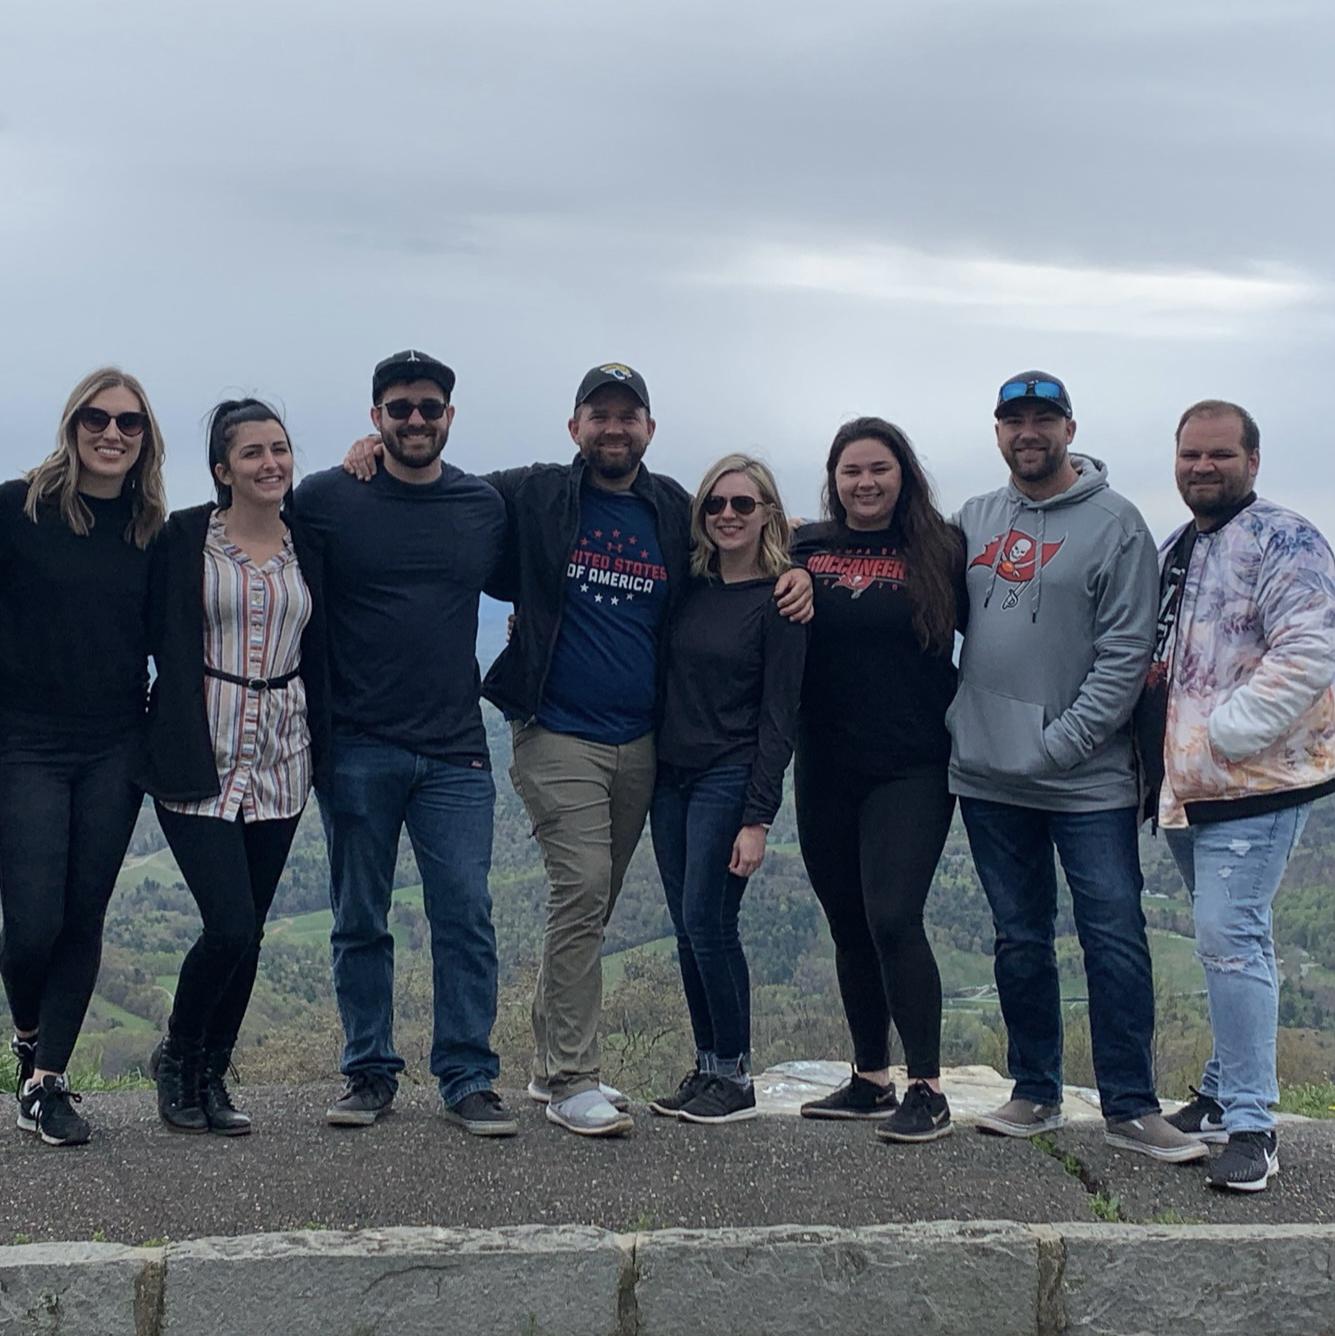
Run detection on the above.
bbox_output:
[647,455,806,1124]
[0,368,167,1146]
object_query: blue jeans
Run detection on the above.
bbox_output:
[960,798,1157,1121]
[650,763,752,1067]
[1165,803,1312,1134]
[316,731,500,1105]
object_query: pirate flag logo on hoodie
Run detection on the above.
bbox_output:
[970,529,1066,610]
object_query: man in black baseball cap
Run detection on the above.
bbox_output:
[295,350,517,1139]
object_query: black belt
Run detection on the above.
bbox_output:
[204,665,300,692]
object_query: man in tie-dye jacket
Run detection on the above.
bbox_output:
[1136,399,1335,1193]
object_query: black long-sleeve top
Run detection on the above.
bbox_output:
[656,575,807,827]
[0,478,150,740]
[791,520,962,777]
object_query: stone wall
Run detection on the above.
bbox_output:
[1,1221,1331,1335]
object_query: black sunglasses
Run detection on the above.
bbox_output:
[379,397,448,422]
[703,494,761,516]
[77,406,147,437]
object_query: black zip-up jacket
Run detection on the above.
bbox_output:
[140,503,332,803]
[481,455,692,722]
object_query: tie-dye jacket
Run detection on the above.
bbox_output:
[1158,496,1335,827]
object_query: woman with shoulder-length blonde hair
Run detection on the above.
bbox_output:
[0,367,167,1146]
[648,454,807,1124]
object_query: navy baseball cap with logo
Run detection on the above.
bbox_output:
[574,363,651,412]
[373,349,456,404]
[994,370,1073,419]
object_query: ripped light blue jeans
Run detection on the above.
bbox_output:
[1165,803,1312,1134]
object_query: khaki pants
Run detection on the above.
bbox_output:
[509,722,656,1100]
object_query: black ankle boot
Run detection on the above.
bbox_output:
[201,1045,251,1136]
[155,1034,208,1133]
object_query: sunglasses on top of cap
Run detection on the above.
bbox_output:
[703,494,762,516]
[379,397,448,422]
[77,406,148,437]
[997,380,1066,409]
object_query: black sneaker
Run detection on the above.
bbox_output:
[439,1089,519,1137]
[1166,1087,1227,1144]
[800,1072,898,1120]
[325,1074,395,1127]
[18,1075,90,1147]
[1207,1131,1279,1192]
[875,1080,953,1143]
[677,1076,758,1124]
[648,1067,706,1118]
[10,1035,36,1102]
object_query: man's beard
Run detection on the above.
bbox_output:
[585,439,644,481]
[1006,440,1065,481]
[384,423,448,470]
[1181,478,1248,519]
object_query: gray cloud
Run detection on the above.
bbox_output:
[3,0,1332,538]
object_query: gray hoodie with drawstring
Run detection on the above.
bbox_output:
[947,454,1157,812]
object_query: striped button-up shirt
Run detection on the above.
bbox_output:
[161,512,313,822]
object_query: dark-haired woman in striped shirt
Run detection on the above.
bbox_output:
[143,399,329,1134]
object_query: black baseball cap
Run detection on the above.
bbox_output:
[373,349,456,404]
[995,370,1073,419]
[574,363,650,412]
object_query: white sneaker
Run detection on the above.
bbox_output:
[545,1088,634,1137]
[527,1078,629,1111]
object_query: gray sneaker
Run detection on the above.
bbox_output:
[1105,1113,1209,1163]
[325,1075,394,1127]
[975,1098,1066,1138]
[527,1078,630,1111]
[545,1088,634,1137]
[440,1089,519,1138]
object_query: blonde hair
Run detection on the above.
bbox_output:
[24,367,168,549]
[689,454,792,580]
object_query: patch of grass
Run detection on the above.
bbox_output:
[623,1210,663,1233]
[140,1236,168,1249]
[1,1058,152,1093]
[1031,1134,1084,1179]
[90,1229,107,1244]
[1089,1192,1123,1223]
[11,1233,31,1246]
[1277,1082,1335,1119]
[1147,1209,1203,1226]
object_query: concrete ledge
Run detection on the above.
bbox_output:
[635,1221,1039,1336]
[161,1226,628,1336]
[1057,1222,1335,1335]
[4,1222,1335,1335]
[0,1241,161,1336]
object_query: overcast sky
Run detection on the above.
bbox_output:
[4,0,1332,540]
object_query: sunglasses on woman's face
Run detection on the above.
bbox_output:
[379,397,448,422]
[77,406,147,437]
[703,494,761,517]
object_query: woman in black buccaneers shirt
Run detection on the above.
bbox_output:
[792,416,964,1143]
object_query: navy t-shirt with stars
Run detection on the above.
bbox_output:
[537,482,669,743]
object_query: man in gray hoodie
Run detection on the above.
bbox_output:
[949,371,1205,1163]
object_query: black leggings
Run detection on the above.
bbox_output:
[155,804,302,1048]
[0,732,144,1073]
[795,752,953,1078]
